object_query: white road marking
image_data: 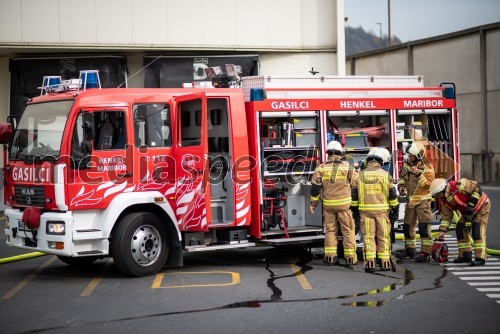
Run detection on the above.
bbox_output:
[468,282,500,286]
[459,276,500,281]
[451,271,500,275]
[476,288,500,292]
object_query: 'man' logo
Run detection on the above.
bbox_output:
[21,188,35,196]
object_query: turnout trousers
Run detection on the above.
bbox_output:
[361,210,392,269]
[456,201,490,260]
[403,201,433,254]
[324,208,357,264]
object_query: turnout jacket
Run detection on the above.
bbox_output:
[352,161,399,212]
[310,155,358,211]
[438,178,489,232]
[398,159,435,207]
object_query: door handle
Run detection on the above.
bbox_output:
[118,173,133,178]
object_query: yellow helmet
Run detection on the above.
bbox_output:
[430,178,447,195]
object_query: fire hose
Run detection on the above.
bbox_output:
[0,252,46,265]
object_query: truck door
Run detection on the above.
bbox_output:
[68,108,132,209]
[174,94,211,231]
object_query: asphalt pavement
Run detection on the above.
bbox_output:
[0,185,499,334]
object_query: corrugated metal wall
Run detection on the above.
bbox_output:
[347,23,500,184]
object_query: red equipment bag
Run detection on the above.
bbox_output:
[431,240,449,263]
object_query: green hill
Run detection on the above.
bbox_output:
[346,26,402,55]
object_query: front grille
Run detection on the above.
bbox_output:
[14,186,46,206]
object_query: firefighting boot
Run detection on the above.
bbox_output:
[323,256,339,266]
[453,251,472,264]
[471,258,486,266]
[415,252,430,263]
[345,255,357,267]
[379,259,392,271]
[364,260,375,273]
[396,248,416,259]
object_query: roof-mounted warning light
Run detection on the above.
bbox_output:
[440,82,455,99]
[79,70,101,90]
[250,88,265,101]
[38,76,62,95]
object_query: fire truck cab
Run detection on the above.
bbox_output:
[1,72,458,276]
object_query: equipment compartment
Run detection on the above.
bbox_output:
[258,112,323,235]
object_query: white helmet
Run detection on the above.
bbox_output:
[366,147,391,165]
[326,140,343,155]
[406,142,425,159]
[377,148,392,164]
[430,178,447,195]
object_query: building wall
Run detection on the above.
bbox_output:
[347,23,500,183]
[0,0,338,50]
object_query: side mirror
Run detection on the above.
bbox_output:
[0,122,12,144]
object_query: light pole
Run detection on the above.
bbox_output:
[375,22,382,40]
[387,0,391,46]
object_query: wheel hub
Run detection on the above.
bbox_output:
[130,225,162,266]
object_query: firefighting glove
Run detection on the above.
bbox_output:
[310,205,316,215]
[389,206,399,225]
[397,185,406,197]
[452,210,462,226]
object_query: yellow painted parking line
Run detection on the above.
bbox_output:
[80,259,113,297]
[1,256,57,300]
[152,271,240,288]
[289,263,312,290]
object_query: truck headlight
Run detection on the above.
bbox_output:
[46,221,65,235]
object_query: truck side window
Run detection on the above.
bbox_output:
[92,110,127,150]
[179,99,202,147]
[71,113,84,159]
[133,103,171,148]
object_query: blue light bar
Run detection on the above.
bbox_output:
[39,76,62,95]
[79,70,101,90]
[250,88,265,101]
[444,87,454,99]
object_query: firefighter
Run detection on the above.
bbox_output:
[310,141,358,266]
[351,148,399,272]
[431,178,490,266]
[396,142,435,262]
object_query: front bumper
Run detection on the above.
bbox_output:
[4,208,108,257]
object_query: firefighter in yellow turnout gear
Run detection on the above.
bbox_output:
[352,148,399,272]
[310,141,358,266]
[396,143,435,262]
[431,178,490,266]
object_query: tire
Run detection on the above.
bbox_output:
[57,255,99,266]
[111,212,168,277]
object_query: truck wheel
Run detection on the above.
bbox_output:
[112,212,168,277]
[57,255,98,266]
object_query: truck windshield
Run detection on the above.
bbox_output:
[9,100,74,161]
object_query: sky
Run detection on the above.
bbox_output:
[345,0,500,42]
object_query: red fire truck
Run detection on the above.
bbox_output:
[0,71,458,276]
